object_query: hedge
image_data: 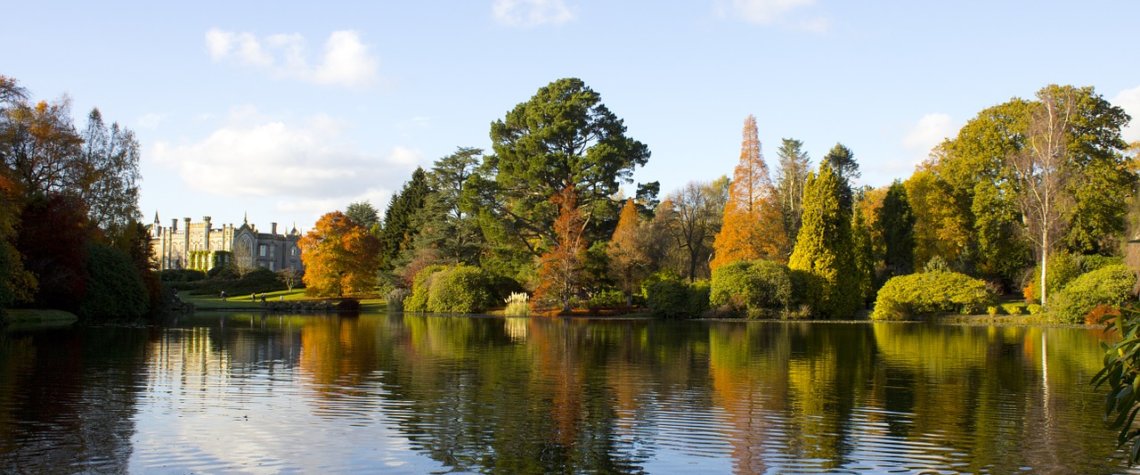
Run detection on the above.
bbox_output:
[872,271,995,321]
[1049,265,1136,323]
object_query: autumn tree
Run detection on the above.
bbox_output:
[711,115,787,270]
[300,211,381,297]
[535,186,587,313]
[0,175,34,316]
[470,78,650,261]
[607,198,649,304]
[789,164,860,318]
[0,96,84,195]
[776,138,811,246]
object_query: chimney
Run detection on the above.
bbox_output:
[271,222,278,235]
[171,218,178,232]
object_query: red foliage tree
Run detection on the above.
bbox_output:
[534,186,587,313]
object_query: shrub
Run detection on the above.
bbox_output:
[159,269,207,283]
[710,260,792,318]
[987,306,999,316]
[504,292,530,317]
[588,289,626,310]
[426,265,493,313]
[1000,302,1026,316]
[1023,252,1120,303]
[386,288,410,311]
[405,265,445,312]
[78,243,149,320]
[871,271,995,321]
[1027,304,1043,315]
[1050,265,1136,324]
[645,277,708,319]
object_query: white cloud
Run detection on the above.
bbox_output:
[720,0,828,32]
[152,107,420,209]
[204,28,379,87]
[1114,85,1140,144]
[903,113,956,153]
[492,0,574,27]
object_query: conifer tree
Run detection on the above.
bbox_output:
[608,198,648,304]
[776,138,811,246]
[789,164,861,318]
[379,168,430,277]
[822,143,859,211]
[876,181,915,277]
[851,208,875,307]
[711,115,787,270]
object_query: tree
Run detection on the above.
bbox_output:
[345,201,380,232]
[300,211,381,297]
[775,138,811,245]
[379,168,430,277]
[77,108,141,238]
[277,267,303,291]
[851,207,875,307]
[876,181,915,277]
[16,194,91,311]
[418,147,484,264]
[711,115,787,270]
[1009,87,1075,307]
[474,78,650,257]
[607,199,649,304]
[789,164,860,318]
[822,143,859,210]
[534,186,587,312]
[0,97,84,196]
[0,175,35,316]
[659,178,728,281]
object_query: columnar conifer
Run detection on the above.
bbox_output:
[788,164,861,318]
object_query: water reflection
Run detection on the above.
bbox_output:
[0,316,1134,473]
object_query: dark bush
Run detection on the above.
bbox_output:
[645,277,708,319]
[159,269,207,283]
[872,271,995,321]
[78,243,148,320]
[710,260,793,318]
[185,267,285,296]
[336,298,361,314]
[588,289,626,310]
[1050,265,1136,323]
[207,264,238,280]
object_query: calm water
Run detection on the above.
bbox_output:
[0,314,1135,474]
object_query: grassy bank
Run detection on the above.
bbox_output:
[3,309,79,329]
[179,289,387,313]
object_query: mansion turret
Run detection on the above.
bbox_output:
[150,214,303,273]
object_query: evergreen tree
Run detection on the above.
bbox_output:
[379,168,430,278]
[776,138,811,247]
[876,181,915,277]
[345,201,380,232]
[711,115,787,269]
[789,164,861,318]
[851,207,875,307]
[822,143,859,211]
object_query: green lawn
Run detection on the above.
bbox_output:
[180,289,387,312]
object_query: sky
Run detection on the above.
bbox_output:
[3,0,1139,233]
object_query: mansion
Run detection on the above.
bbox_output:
[150,214,303,273]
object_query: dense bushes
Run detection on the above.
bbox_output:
[710,260,793,318]
[872,271,995,321]
[1050,265,1136,323]
[178,267,285,296]
[78,244,148,320]
[1023,252,1123,303]
[405,265,494,313]
[643,275,708,319]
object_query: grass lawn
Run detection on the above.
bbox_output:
[180,289,387,312]
[4,308,79,329]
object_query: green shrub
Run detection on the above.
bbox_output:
[987,306,999,316]
[1000,302,1026,315]
[871,271,995,321]
[645,277,708,319]
[1027,304,1043,315]
[426,265,493,313]
[588,289,626,309]
[406,265,446,313]
[1079,254,1123,274]
[1023,252,1121,303]
[159,269,207,283]
[1050,265,1136,323]
[78,243,148,320]
[186,267,285,296]
[710,260,792,318]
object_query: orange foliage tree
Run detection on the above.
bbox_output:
[534,186,587,312]
[300,211,381,297]
[607,198,649,304]
[711,115,787,270]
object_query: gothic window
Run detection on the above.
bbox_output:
[259,244,267,257]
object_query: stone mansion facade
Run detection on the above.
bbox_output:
[150,214,303,273]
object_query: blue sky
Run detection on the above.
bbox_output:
[3,1,1138,232]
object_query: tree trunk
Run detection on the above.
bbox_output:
[1040,231,1048,307]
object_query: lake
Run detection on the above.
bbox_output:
[0,314,1135,474]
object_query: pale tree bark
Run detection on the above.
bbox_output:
[1009,89,1074,307]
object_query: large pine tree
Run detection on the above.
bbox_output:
[789,163,861,318]
[711,115,787,270]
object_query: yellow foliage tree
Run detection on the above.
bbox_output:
[300,211,381,297]
[711,115,787,270]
